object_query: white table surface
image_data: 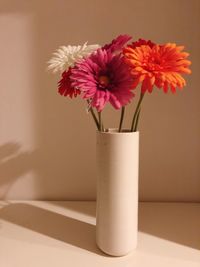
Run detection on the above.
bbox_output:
[0,201,199,267]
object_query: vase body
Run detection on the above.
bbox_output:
[96,129,139,256]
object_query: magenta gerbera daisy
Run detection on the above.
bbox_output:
[70,49,134,111]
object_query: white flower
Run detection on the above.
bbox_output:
[47,42,100,73]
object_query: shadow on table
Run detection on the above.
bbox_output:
[49,201,96,217]
[138,202,200,250]
[0,203,106,256]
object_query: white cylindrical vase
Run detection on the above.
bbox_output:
[96,129,139,256]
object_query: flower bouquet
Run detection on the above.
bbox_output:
[48,35,191,256]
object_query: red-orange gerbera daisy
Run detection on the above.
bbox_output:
[58,67,80,98]
[128,38,155,49]
[123,42,191,93]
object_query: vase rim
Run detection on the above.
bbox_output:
[97,128,139,134]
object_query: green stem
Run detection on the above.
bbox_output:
[98,112,102,132]
[102,122,105,132]
[87,100,100,130]
[90,106,100,130]
[131,92,145,132]
[134,108,141,132]
[118,106,125,132]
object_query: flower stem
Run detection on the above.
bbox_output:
[102,122,105,132]
[131,92,145,132]
[118,106,125,132]
[98,111,102,132]
[90,106,100,130]
[87,100,100,130]
[134,108,141,132]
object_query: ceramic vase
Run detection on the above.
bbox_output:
[96,129,139,256]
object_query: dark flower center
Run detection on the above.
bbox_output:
[99,75,110,87]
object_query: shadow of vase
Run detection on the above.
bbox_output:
[0,203,107,256]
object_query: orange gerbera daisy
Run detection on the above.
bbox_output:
[123,42,191,93]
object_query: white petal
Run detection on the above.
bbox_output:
[47,43,100,73]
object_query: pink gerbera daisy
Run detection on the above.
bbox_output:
[71,49,134,111]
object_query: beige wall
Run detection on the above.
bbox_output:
[0,0,199,201]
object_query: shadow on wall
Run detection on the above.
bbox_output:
[0,0,97,200]
[0,143,37,199]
